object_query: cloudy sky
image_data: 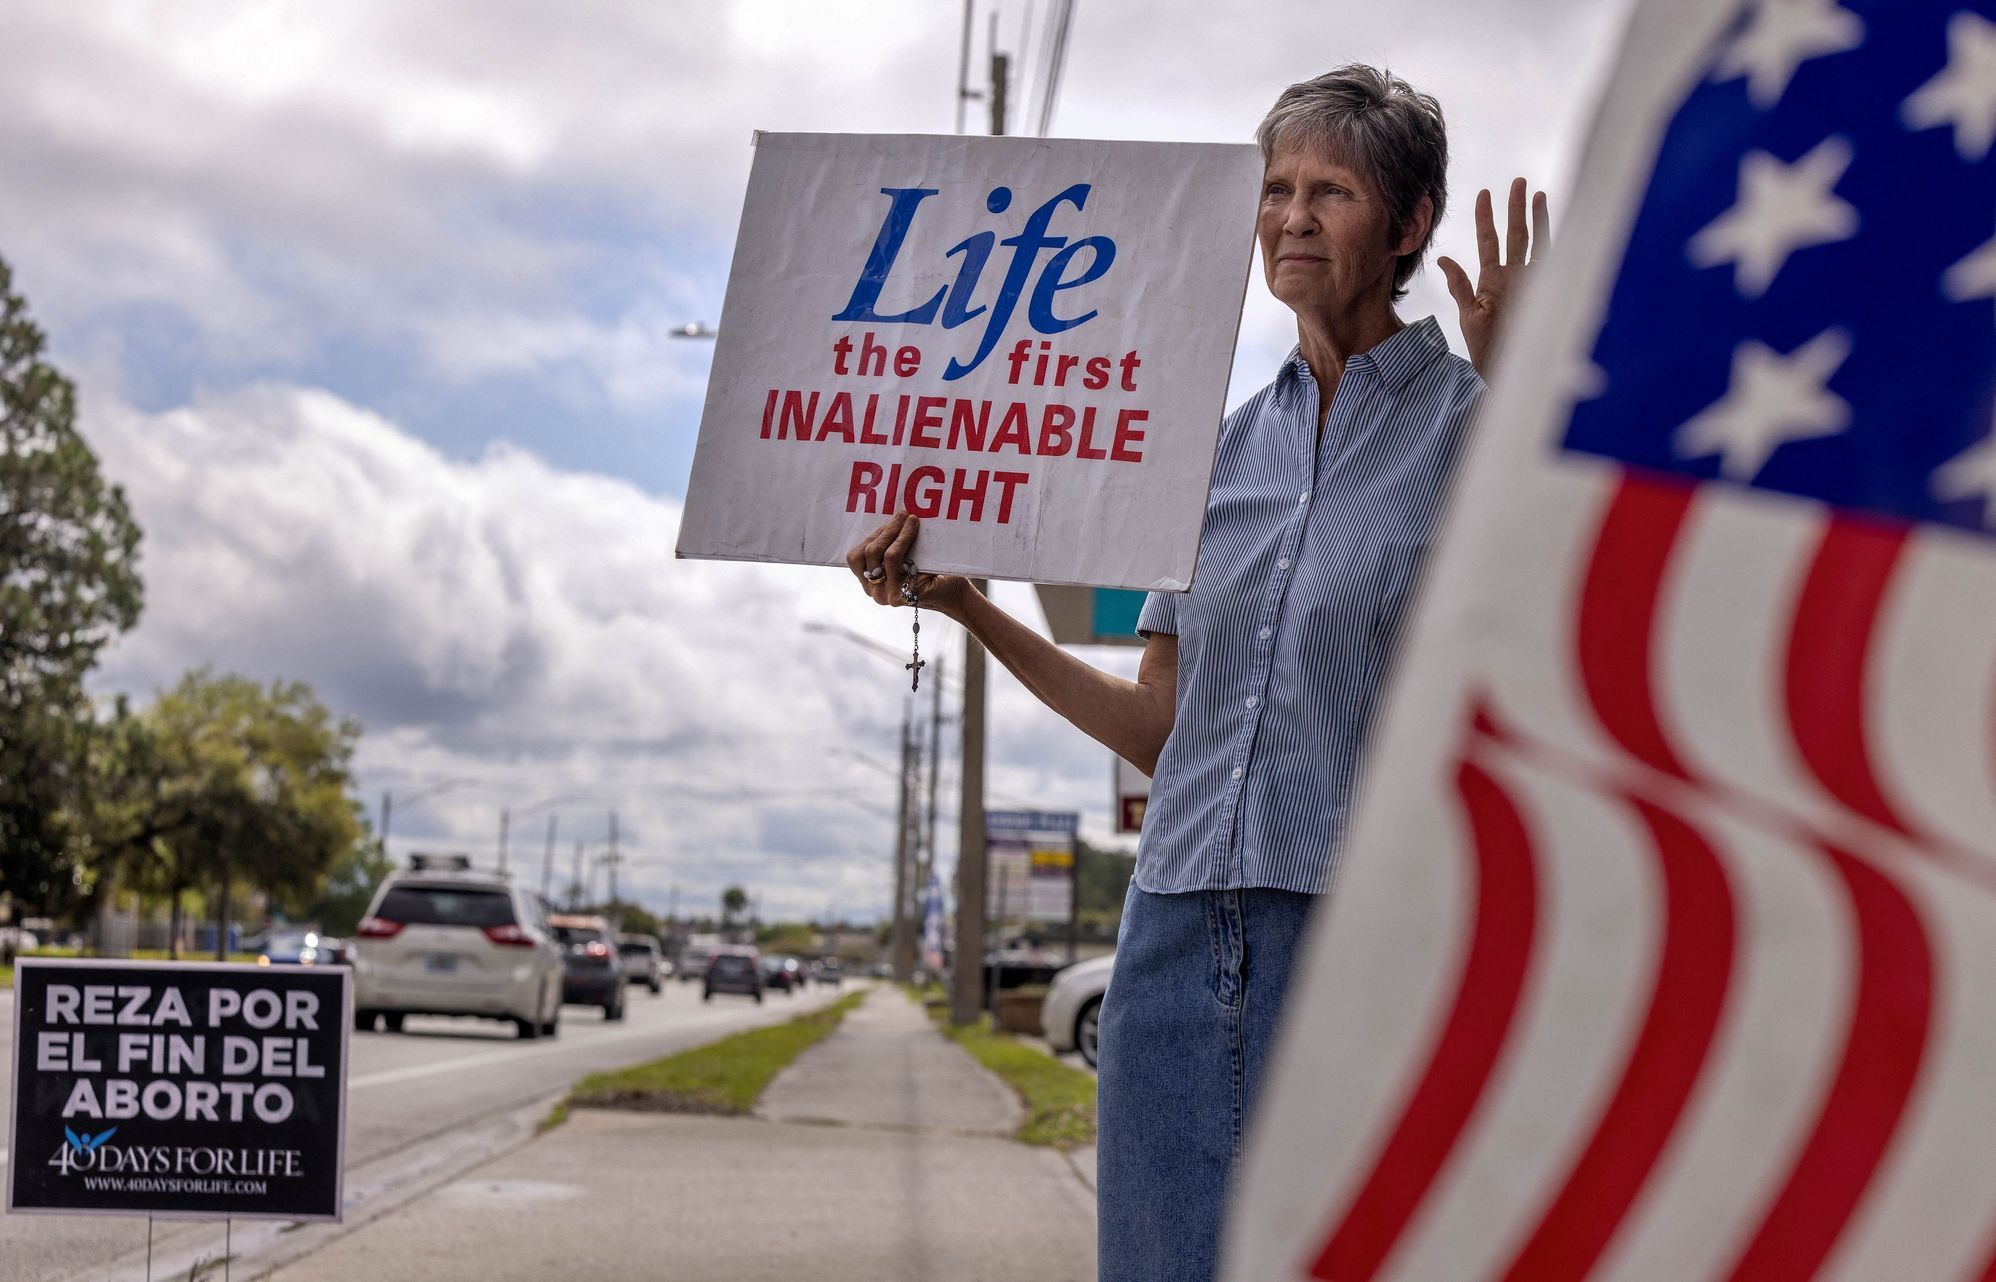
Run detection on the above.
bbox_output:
[5,0,1638,925]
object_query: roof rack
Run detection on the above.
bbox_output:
[407,852,475,873]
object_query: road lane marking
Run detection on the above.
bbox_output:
[351,997,833,1091]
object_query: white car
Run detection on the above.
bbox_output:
[351,858,565,1040]
[1041,952,1115,1067]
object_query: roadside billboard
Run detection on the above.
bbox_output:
[676,132,1261,590]
[7,960,350,1221]
[986,810,1078,924]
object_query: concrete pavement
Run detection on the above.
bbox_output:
[273,984,1099,1281]
[3,979,853,1282]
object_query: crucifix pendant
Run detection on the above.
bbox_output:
[902,571,924,692]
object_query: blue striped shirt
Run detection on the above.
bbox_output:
[1134,316,1481,895]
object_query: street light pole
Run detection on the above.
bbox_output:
[804,622,932,983]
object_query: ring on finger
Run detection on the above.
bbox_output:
[862,566,886,582]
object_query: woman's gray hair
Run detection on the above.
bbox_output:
[1256,65,1449,301]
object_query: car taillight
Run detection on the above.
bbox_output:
[584,941,610,959]
[356,917,403,939]
[483,924,535,948]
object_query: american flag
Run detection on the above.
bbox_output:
[1228,0,1996,1278]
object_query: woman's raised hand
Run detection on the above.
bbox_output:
[1437,177,1551,379]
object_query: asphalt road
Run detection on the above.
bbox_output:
[0,974,849,1282]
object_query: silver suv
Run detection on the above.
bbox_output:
[352,856,565,1040]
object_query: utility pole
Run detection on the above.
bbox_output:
[605,811,623,929]
[378,791,393,858]
[540,813,559,902]
[952,590,991,1026]
[891,703,916,981]
[922,655,945,895]
[988,17,1009,138]
[955,0,977,134]
[951,35,1006,1027]
[497,807,510,874]
[569,841,585,911]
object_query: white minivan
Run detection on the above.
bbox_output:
[352,857,565,1040]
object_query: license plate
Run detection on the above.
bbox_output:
[426,954,458,973]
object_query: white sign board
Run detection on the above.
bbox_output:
[1230,1,1996,1279]
[676,133,1261,590]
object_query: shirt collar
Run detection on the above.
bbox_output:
[1279,315,1451,395]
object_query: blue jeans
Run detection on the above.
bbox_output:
[1096,885,1320,1282]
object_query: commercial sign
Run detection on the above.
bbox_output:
[8,960,349,1221]
[676,132,1261,590]
[1229,1,1996,1278]
[986,810,1077,924]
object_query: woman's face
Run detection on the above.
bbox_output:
[1257,140,1411,321]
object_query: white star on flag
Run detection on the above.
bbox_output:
[1933,426,1996,525]
[1902,10,1996,160]
[1687,136,1859,296]
[1943,232,1996,302]
[1712,0,1866,108]
[1674,328,1853,479]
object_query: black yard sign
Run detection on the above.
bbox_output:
[7,959,349,1220]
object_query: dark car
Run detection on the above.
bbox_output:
[761,955,804,995]
[813,958,843,988]
[550,914,627,1020]
[704,948,763,1003]
[259,929,341,966]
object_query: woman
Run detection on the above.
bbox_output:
[849,65,1546,1281]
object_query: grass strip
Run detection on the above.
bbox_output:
[566,990,868,1118]
[909,988,1097,1151]
[4,950,265,989]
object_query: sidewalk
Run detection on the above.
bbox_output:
[274,985,1097,1281]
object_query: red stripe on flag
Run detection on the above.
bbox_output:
[1493,794,1737,1282]
[1308,754,1538,1282]
[1577,474,1698,780]
[1720,844,1934,1282]
[1786,519,1919,836]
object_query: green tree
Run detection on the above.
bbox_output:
[720,885,748,929]
[0,255,143,913]
[295,840,394,937]
[89,671,366,957]
[602,899,661,938]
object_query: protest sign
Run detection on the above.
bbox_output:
[1228,0,1996,1278]
[8,960,349,1221]
[676,132,1262,590]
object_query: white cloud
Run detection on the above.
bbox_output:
[82,376,1125,922]
[19,0,1646,924]
[1,0,1633,409]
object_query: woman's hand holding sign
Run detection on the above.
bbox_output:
[847,512,969,615]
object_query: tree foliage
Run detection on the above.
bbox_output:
[89,670,368,954]
[0,254,143,910]
[721,884,749,925]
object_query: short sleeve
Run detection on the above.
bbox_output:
[1136,589,1180,637]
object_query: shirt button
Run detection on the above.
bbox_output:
[1276,558,1291,571]
[1230,766,1244,781]
[1258,626,1273,641]
[1246,695,1259,708]
[1299,492,1310,505]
